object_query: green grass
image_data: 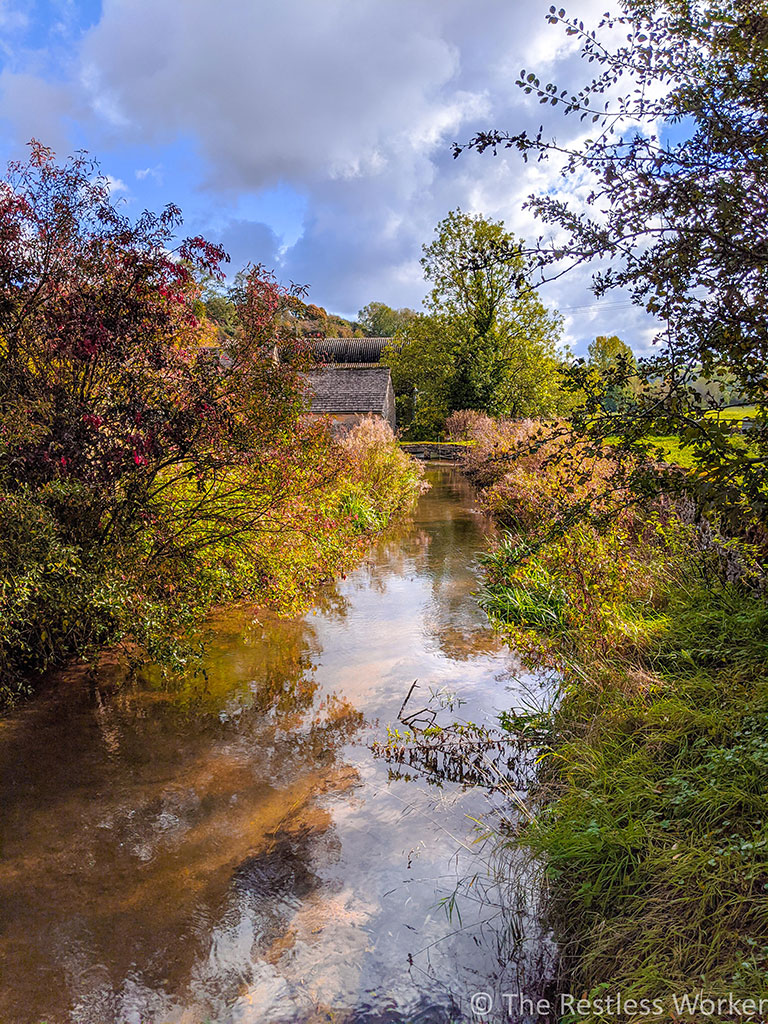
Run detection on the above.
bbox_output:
[607,431,755,469]
[644,434,698,468]
[605,434,697,467]
[480,519,768,1020]
[703,404,758,422]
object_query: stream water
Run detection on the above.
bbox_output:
[0,466,551,1024]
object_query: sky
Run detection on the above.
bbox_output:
[0,0,662,355]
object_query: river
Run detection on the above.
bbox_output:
[0,465,551,1024]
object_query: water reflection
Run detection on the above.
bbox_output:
[0,466,551,1024]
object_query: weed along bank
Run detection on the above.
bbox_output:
[451,413,768,1019]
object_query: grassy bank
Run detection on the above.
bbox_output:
[465,418,768,1021]
[0,418,424,707]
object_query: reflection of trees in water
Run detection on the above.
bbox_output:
[123,572,352,715]
[416,477,501,663]
[0,615,365,1024]
[303,578,352,620]
[339,470,501,664]
[347,529,427,598]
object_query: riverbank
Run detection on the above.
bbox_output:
[0,418,424,708]
[465,419,768,1020]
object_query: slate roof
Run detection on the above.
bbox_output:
[311,337,401,365]
[305,366,392,415]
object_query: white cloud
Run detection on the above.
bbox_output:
[135,165,163,184]
[104,174,128,195]
[0,0,665,353]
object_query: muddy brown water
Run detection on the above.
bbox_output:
[0,466,551,1024]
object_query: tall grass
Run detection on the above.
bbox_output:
[468,419,768,1020]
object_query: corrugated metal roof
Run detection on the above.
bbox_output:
[305,367,392,415]
[311,337,401,364]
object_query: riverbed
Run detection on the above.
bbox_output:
[0,465,550,1024]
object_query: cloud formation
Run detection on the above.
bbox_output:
[0,0,661,352]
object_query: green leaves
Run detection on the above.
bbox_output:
[387,210,567,436]
[460,0,768,528]
[0,147,425,700]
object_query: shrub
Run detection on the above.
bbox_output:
[444,409,496,441]
[340,417,427,524]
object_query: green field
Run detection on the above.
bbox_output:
[645,435,698,468]
[609,426,758,470]
[703,404,758,422]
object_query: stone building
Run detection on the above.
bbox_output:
[304,338,399,431]
[305,366,396,431]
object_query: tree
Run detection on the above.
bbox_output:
[587,335,638,412]
[356,301,417,337]
[384,210,567,436]
[383,313,461,437]
[423,209,565,415]
[201,279,238,337]
[455,0,768,524]
[587,335,636,375]
[0,142,339,685]
[422,209,521,328]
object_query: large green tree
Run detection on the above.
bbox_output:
[385,210,566,436]
[587,335,638,412]
[356,301,417,337]
[456,0,768,524]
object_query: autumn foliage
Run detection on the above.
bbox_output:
[0,143,422,698]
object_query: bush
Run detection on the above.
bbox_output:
[444,409,496,441]
[0,485,118,699]
[340,417,427,524]
[0,418,425,703]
